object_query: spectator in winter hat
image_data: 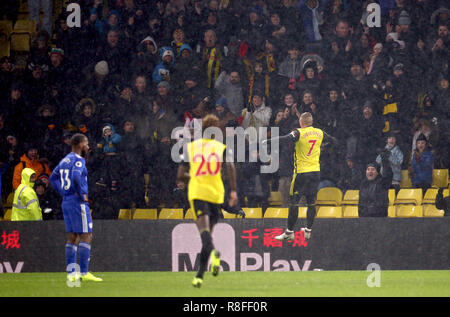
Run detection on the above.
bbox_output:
[411,133,434,193]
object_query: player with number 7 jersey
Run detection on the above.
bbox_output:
[263,112,337,241]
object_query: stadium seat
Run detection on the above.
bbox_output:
[268,191,283,206]
[184,209,195,219]
[400,170,412,188]
[316,206,342,218]
[341,190,359,205]
[264,208,288,218]
[10,20,36,52]
[432,169,449,188]
[159,209,183,219]
[342,205,358,218]
[5,192,14,208]
[423,188,438,204]
[388,189,396,206]
[242,207,262,218]
[222,209,237,219]
[396,205,423,217]
[118,209,131,220]
[395,189,423,205]
[316,187,343,206]
[2,209,12,221]
[423,204,444,217]
[0,20,13,57]
[132,209,157,220]
[388,206,396,218]
[298,207,307,218]
[0,20,13,36]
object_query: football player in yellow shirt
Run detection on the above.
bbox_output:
[264,112,336,241]
[177,114,238,288]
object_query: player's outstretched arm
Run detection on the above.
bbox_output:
[262,130,299,145]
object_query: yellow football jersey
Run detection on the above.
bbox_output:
[187,138,226,204]
[292,126,324,174]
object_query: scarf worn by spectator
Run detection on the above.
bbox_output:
[203,46,222,89]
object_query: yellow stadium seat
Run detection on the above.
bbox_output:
[341,190,359,205]
[264,208,288,218]
[388,206,396,217]
[423,188,438,204]
[222,209,236,219]
[395,189,423,205]
[268,191,283,206]
[5,192,14,208]
[118,209,131,220]
[316,187,343,206]
[423,204,444,217]
[298,207,307,218]
[432,169,449,188]
[316,206,342,218]
[400,170,412,188]
[3,209,12,221]
[13,20,36,34]
[10,33,31,51]
[0,21,12,57]
[388,189,396,206]
[342,205,358,218]
[184,209,195,219]
[133,209,157,220]
[396,205,423,217]
[242,207,262,218]
[0,20,13,36]
[10,20,36,52]
[159,208,183,219]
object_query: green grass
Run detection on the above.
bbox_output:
[0,271,449,297]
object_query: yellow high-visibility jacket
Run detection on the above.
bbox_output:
[11,168,42,221]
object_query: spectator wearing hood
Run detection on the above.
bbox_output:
[152,46,176,85]
[354,100,384,167]
[96,123,122,191]
[11,167,42,221]
[358,146,393,217]
[247,59,277,107]
[173,44,200,89]
[297,0,328,43]
[128,36,158,79]
[12,144,52,190]
[296,60,323,98]
[277,42,304,91]
[410,133,434,193]
[240,90,272,143]
[73,98,100,148]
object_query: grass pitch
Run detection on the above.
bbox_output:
[0,271,449,297]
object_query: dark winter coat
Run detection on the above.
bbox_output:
[358,159,393,217]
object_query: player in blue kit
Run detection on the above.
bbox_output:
[50,133,102,282]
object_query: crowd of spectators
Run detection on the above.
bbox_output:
[0,0,448,219]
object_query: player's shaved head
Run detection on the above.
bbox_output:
[300,112,313,127]
[70,133,88,147]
